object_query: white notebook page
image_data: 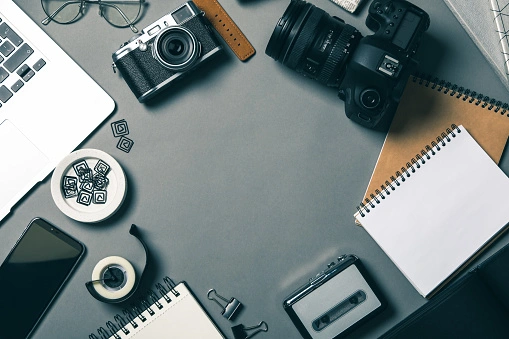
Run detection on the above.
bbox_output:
[354,126,509,297]
[109,282,224,338]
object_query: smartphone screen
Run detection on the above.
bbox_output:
[0,218,84,338]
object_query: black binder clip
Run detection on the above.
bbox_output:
[232,321,268,339]
[207,289,243,320]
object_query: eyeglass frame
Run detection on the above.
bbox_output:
[40,0,143,33]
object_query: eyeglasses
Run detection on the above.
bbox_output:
[41,0,143,33]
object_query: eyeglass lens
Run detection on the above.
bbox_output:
[41,0,83,24]
[41,0,141,28]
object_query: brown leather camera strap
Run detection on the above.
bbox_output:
[194,0,255,61]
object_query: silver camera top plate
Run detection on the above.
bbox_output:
[112,1,203,62]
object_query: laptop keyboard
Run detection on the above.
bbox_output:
[0,17,45,106]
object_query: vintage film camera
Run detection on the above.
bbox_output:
[266,0,430,130]
[112,1,223,102]
[283,255,386,339]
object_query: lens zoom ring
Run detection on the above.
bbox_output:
[285,8,324,69]
[318,25,359,85]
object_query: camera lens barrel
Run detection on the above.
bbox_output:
[317,24,358,85]
[265,0,315,63]
[266,0,361,87]
[154,26,200,71]
[283,5,323,69]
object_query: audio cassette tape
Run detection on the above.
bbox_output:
[283,255,386,338]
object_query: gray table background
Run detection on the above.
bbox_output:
[3,0,509,338]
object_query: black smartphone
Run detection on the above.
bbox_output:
[0,217,84,338]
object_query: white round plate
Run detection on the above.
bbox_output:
[51,149,127,223]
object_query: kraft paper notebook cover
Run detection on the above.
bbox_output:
[90,278,225,338]
[354,126,509,298]
[362,76,509,205]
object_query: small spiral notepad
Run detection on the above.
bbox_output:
[90,277,224,338]
[354,125,509,298]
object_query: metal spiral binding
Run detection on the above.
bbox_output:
[412,74,509,115]
[123,308,137,329]
[163,276,180,297]
[89,276,181,338]
[130,303,146,322]
[106,321,120,339]
[114,314,129,335]
[356,124,461,218]
[147,289,163,309]
[139,298,155,316]
[155,282,172,303]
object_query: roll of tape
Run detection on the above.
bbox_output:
[91,256,136,301]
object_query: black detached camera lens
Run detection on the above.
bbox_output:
[265,0,361,87]
[155,27,200,71]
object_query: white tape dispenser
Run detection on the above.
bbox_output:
[85,224,149,303]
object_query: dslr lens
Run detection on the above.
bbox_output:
[155,27,200,71]
[266,0,361,86]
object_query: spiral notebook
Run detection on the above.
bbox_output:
[90,278,225,338]
[354,125,509,298]
[443,0,509,92]
[491,0,509,81]
[362,76,509,205]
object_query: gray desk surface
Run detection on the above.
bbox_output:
[3,0,509,338]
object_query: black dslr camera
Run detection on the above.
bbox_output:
[112,1,223,102]
[266,0,430,129]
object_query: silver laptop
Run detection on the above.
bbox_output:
[0,1,115,221]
